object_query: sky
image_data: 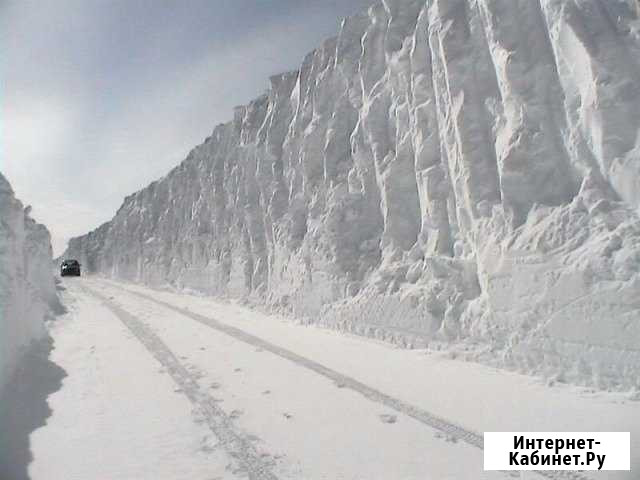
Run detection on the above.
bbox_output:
[0,0,374,256]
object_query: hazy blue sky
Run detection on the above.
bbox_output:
[1,0,374,255]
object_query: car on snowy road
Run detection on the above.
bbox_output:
[60,259,81,277]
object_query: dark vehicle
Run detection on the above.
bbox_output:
[61,259,81,277]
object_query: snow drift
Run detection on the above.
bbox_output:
[0,173,58,394]
[65,0,640,389]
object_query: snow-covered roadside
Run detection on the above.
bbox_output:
[41,280,503,480]
[88,277,640,479]
[0,173,59,395]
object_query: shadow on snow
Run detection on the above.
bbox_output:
[0,335,67,480]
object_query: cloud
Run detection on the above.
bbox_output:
[3,94,77,177]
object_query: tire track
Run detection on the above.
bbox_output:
[83,286,279,480]
[97,281,592,480]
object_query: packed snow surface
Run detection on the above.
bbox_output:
[0,173,58,394]
[65,0,640,389]
[27,278,640,479]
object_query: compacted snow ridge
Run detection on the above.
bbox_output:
[64,0,640,390]
[0,173,59,395]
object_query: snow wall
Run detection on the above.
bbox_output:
[65,0,640,389]
[0,174,58,394]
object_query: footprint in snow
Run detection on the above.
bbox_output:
[262,390,271,395]
[435,432,458,443]
[200,444,216,454]
[379,414,397,424]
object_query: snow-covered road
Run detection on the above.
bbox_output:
[24,278,640,479]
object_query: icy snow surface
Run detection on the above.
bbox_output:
[31,277,640,480]
[65,0,640,389]
[0,173,58,393]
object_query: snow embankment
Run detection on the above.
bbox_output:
[64,0,640,389]
[0,173,58,394]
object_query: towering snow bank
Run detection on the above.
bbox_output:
[0,174,58,393]
[65,0,640,389]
